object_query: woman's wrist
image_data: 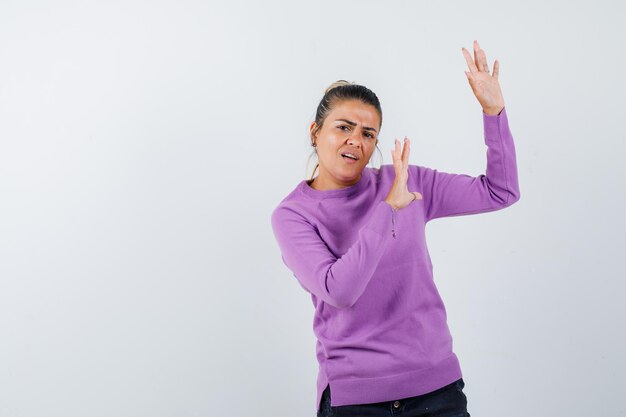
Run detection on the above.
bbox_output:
[385,200,400,211]
[483,105,504,116]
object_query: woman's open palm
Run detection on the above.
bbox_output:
[462,40,505,115]
[385,137,422,211]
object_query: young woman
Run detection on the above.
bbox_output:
[271,40,520,417]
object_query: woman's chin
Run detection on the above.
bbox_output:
[334,167,363,184]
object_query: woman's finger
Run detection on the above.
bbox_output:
[392,139,400,170]
[473,40,484,72]
[402,137,410,168]
[461,47,478,73]
[474,41,489,73]
[493,59,500,80]
[480,48,489,74]
[409,191,420,201]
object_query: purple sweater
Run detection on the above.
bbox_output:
[271,107,520,413]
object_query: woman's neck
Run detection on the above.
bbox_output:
[310,172,362,191]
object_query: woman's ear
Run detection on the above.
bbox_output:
[309,121,318,145]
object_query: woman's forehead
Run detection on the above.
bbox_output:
[329,100,380,126]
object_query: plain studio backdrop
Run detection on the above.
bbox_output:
[1,1,625,416]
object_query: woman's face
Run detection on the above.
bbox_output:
[309,99,381,190]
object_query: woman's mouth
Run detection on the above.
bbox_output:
[341,153,359,164]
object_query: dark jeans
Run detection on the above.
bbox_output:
[317,378,470,417]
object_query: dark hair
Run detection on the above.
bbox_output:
[307,80,384,179]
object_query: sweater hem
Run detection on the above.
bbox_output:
[317,353,462,410]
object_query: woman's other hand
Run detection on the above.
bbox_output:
[385,137,423,211]
[462,40,505,116]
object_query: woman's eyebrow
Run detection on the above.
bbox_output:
[335,118,378,133]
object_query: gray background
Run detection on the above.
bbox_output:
[1,0,625,416]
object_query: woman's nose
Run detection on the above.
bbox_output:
[347,132,362,146]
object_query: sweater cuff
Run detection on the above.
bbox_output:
[483,106,509,144]
[483,106,505,117]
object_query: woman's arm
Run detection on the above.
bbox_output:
[413,106,520,222]
[411,40,520,222]
[271,200,395,309]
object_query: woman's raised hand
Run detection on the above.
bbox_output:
[385,137,423,211]
[462,40,505,116]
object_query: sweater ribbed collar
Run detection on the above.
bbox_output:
[299,168,372,200]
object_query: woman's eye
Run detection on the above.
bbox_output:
[338,125,374,139]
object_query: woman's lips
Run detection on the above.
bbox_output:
[341,154,358,164]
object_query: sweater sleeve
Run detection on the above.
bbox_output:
[414,107,521,222]
[271,200,395,309]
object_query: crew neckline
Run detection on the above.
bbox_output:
[299,168,372,199]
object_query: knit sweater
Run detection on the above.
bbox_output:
[270,107,520,413]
